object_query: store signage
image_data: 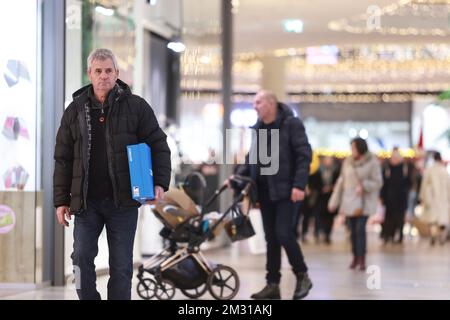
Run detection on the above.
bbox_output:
[0,1,37,191]
[0,205,16,234]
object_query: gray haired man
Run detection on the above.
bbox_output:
[53,48,171,299]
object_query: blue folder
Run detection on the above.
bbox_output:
[127,143,155,203]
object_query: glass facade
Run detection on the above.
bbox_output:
[0,0,43,284]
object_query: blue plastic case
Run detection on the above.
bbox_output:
[127,143,155,203]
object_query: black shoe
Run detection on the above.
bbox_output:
[293,272,313,300]
[431,237,436,246]
[250,283,281,300]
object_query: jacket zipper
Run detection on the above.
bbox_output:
[105,97,120,207]
[81,102,90,211]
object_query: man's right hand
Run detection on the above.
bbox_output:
[56,206,71,227]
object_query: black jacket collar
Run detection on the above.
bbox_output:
[253,102,294,129]
[72,79,131,108]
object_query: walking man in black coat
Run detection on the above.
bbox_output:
[53,48,171,300]
[238,90,313,300]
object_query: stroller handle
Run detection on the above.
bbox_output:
[229,174,253,184]
[203,175,253,211]
[242,182,252,196]
[229,174,255,196]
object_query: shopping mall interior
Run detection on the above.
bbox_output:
[1,0,450,301]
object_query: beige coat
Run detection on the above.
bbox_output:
[329,152,382,216]
[419,163,450,226]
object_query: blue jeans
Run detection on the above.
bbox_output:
[348,216,368,257]
[72,198,138,300]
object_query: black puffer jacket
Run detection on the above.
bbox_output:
[53,79,171,214]
[237,103,312,202]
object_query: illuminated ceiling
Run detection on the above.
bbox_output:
[180,0,450,94]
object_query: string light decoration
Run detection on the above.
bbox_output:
[287,93,435,104]
[286,44,450,93]
[182,44,450,94]
[180,47,222,92]
[328,0,450,36]
[315,147,417,159]
[231,44,450,94]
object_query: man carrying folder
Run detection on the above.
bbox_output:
[53,48,171,300]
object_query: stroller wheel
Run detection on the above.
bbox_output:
[207,265,240,300]
[137,278,157,300]
[155,279,176,300]
[180,283,208,299]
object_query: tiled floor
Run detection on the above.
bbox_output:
[2,227,450,300]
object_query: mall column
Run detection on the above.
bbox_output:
[219,0,234,213]
[260,56,287,102]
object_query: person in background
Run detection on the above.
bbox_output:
[317,156,340,244]
[328,138,382,271]
[380,147,411,244]
[419,151,450,246]
[298,164,322,243]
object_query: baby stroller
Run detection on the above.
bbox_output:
[136,173,255,300]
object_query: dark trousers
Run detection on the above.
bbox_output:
[72,198,138,300]
[300,205,321,239]
[348,216,368,257]
[318,195,336,240]
[383,208,405,242]
[259,188,308,284]
[319,210,335,240]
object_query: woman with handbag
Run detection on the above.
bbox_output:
[328,138,383,271]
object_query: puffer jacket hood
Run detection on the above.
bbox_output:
[254,102,294,129]
[72,78,131,102]
[236,101,312,201]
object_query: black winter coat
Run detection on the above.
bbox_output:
[53,79,171,214]
[237,103,312,202]
[380,161,411,213]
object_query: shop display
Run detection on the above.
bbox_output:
[2,117,29,140]
[3,165,29,190]
[3,59,30,88]
[0,205,15,234]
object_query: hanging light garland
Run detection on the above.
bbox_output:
[328,0,450,36]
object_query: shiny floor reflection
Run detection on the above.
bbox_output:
[2,227,450,300]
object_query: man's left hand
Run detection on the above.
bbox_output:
[291,187,305,202]
[145,186,165,205]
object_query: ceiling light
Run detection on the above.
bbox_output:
[283,19,304,33]
[200,56,211,64]
[167,41,186,53]
[359,129,369,139]
[95,6,114,16]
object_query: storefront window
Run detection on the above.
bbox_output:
[179,0,222,167]
[0,0,42,283]
[65,0,135,104]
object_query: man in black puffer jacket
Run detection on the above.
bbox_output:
[53,49,171,300]
[237,90,313,300]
